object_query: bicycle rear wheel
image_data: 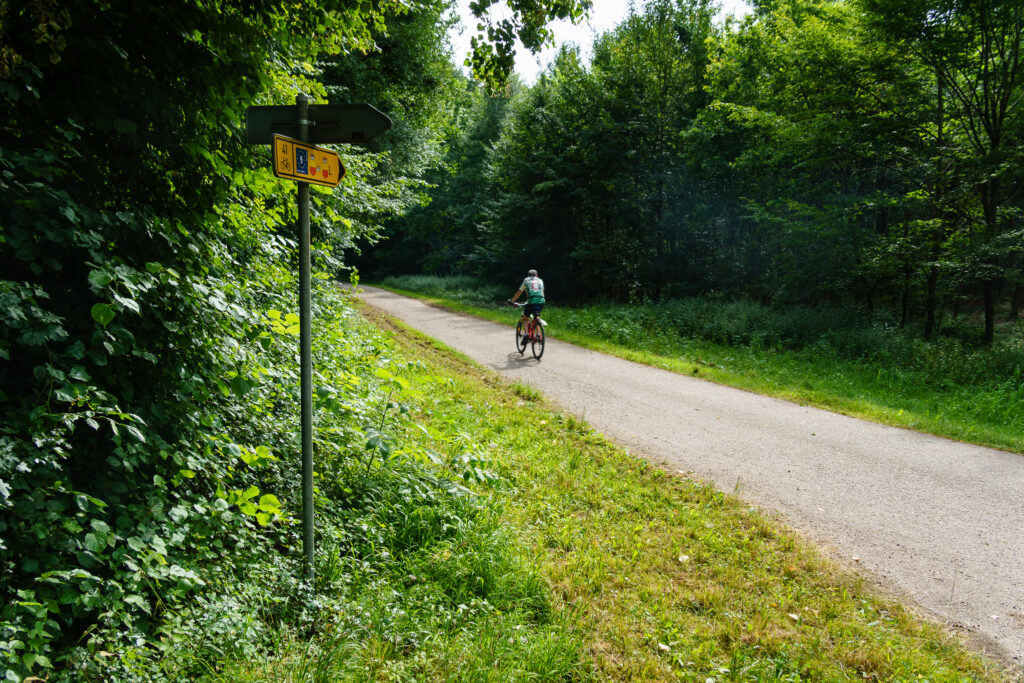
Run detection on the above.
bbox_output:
[531,321,545,359]
[515,320,527,354]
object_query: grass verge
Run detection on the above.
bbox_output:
[368,305,1014,678]
[202,296,1014,681]
[370,282,1024,455]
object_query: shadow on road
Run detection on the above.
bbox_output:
[493,352,542,370]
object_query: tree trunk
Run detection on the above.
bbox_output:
[924,265,938,338]
[983,280,995,345]
[900,264,911,327]
[926,71,943,341]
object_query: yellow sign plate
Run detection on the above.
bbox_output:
[272,134,344,187]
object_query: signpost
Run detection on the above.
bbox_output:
[272,135,344,187]
[245,94,392,582]
[246,103,392,145]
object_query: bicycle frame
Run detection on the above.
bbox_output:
[513,303,539,334]
[511,302,545,358]
[523,314,539,338]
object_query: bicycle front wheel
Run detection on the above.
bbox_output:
[515,320,527,354]
[531,321,545,359]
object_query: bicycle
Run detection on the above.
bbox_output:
[510,302,545,359]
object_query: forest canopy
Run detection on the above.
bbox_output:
[362,0,1024,344]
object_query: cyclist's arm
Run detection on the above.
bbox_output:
[509,287,524,303]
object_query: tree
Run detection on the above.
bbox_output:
[466,0,719,301]
[357,80,516,276]
[465,0,593,86]
[861,0,1024,343]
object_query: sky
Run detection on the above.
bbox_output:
[450,0,752,83]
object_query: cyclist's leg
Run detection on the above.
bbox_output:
[528,304,543,337]
[523,304,538,339]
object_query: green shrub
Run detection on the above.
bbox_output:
[0,2,455,678]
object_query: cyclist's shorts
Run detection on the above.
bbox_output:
[524,303,544,318]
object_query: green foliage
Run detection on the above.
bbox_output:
[558,296,1024,387]
[367,0,1024,341]
[380,274,508,304]
[465,0,593,87]
[0,0,472,679]
[0,0,595,673]
[355,82,518,277]
[857,0,1024,342]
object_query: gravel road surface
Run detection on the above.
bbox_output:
[355,285,1024,664]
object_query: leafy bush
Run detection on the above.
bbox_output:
[560,297,1022,390]
[1,1,581,678]
[0,1,426,679]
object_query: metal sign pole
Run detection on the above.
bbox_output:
[296,93,315,582]
[243,95,391,587]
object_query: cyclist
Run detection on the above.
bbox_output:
[508,269,545,339]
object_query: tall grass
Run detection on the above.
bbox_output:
[380,274,508,306]
[559,298,1023,391]
[557,299,1024,431]
[317,313,1009,679]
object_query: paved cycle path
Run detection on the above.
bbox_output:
[354,285,1024,663]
